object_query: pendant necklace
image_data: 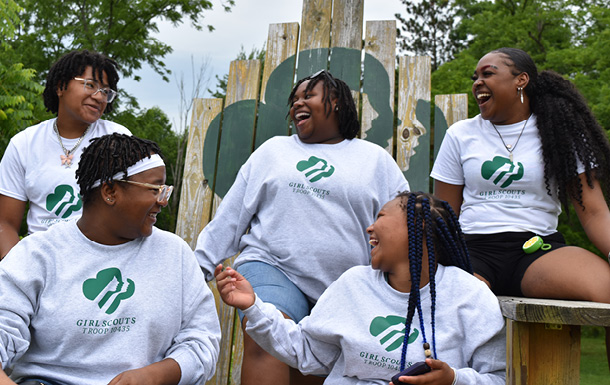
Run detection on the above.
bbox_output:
[490,114,531,163]
[53,120,91,168]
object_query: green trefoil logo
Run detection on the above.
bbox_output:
[296,156,335,182]
[369,315,419,352]
[46,184,82,218]
[481,156,524,188]
[83,268,135,314]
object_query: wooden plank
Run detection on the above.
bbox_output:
[433,93,468,159]
[175,98,223,249]
[329,0,363,91]
[506,319,580,385]
[297,0,332,79]
[362,20,396,154]
[396,56,431,192]
[206,59,261,385]
[255,22,299,148]
[498,296,610,327]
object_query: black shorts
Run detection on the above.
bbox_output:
[465,231,566,296]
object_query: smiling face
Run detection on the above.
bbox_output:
[289,79,343,144]
[367,198,411,275]
[472,52,530,125]
[57,66,109,129]
[113,166,167,242]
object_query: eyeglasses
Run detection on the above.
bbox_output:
[73,77,117,103]
[309,69,337,88]
[117,180,174,203]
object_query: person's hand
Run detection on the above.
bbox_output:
[389,358,455,385]
[107,367,154,385]
[214,264,255,310]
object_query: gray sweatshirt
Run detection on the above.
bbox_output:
[195,135,409,301]
[244,265,506,385]
[0,220,221,385]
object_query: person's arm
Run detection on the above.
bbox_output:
[433,180,464,216]
[0,195,26,259]
[107,358,181,385]
[572,173,610,257]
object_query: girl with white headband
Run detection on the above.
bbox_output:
[0,133,221,385]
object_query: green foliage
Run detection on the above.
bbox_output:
[580,329,608,385]
[112,107,186,232]
[12,0,234,84]
[395,0,461,70]
[0,0,46,158]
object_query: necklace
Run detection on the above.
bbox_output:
[491,114,531,163]
[53,120,91,168]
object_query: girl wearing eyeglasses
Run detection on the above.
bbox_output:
[195,70,410,385]
[0,49,131,258]
[0,133,221,385]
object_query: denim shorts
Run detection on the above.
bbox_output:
[236,261,314,323]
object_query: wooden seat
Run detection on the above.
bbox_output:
[499,296,610,385]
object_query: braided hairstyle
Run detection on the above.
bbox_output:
[492,47,610,210]
[397,191,472,369]
[76,133,161,205]
[43,49,120,114]
[287,70,360,139]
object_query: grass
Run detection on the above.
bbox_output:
[580,326,610,385]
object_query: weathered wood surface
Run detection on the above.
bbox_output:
[297,0,332,79]
[396,56,431,192]
[506,319,581,385]
[434,94,468,159]
[498,296,610,327]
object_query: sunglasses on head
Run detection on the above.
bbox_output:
[309,69,338,88]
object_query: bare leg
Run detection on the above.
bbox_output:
[521,246,610,369]
[474,273,491,288]
[241,313,326,385]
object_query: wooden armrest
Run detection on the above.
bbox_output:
[497,296,610,327]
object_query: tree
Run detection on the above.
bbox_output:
[12,0,234,85]
[395,0,461,70]
[207,45,266,100]
[0,0,46,158]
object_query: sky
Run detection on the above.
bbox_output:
[120,0,405,130]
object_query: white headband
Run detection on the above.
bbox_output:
[91,154,165,188]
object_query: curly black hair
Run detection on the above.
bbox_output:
[76,133,162,205]
[43,49,120,114]
[493,47,610,209]
[287,70,360,139]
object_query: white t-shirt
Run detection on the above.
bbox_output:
[0,118,131,233]
[431,114,583,235]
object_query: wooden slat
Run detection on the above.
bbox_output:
[362,20,396,154]
[396,56,431,192]
[506,319,580,385]
[329,0,363,91]
[498,296,610,327]
[297,0,332,79]
[175,98,223,249]
[433,94,468,159]
[206,59,261,385]
[255,22,300,148]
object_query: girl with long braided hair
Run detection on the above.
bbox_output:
[195,70,409,385]
[0,133,221,385]
[215,191,505,385]
[0,49,131,259]
[432,47,610,366]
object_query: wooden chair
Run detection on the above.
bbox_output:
[174,0,610,384]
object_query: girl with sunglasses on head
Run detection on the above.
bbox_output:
[0,133,221,385]
[0,49,131,259]
[195,70,409,385]
[431,47,610,366]
[215,191,505,385]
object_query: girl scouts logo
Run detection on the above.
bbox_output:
[83,268,135,314]
[296,156,335,182]
[46,184,82,218]
[481,156,524,188]
[369,315,419,352]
